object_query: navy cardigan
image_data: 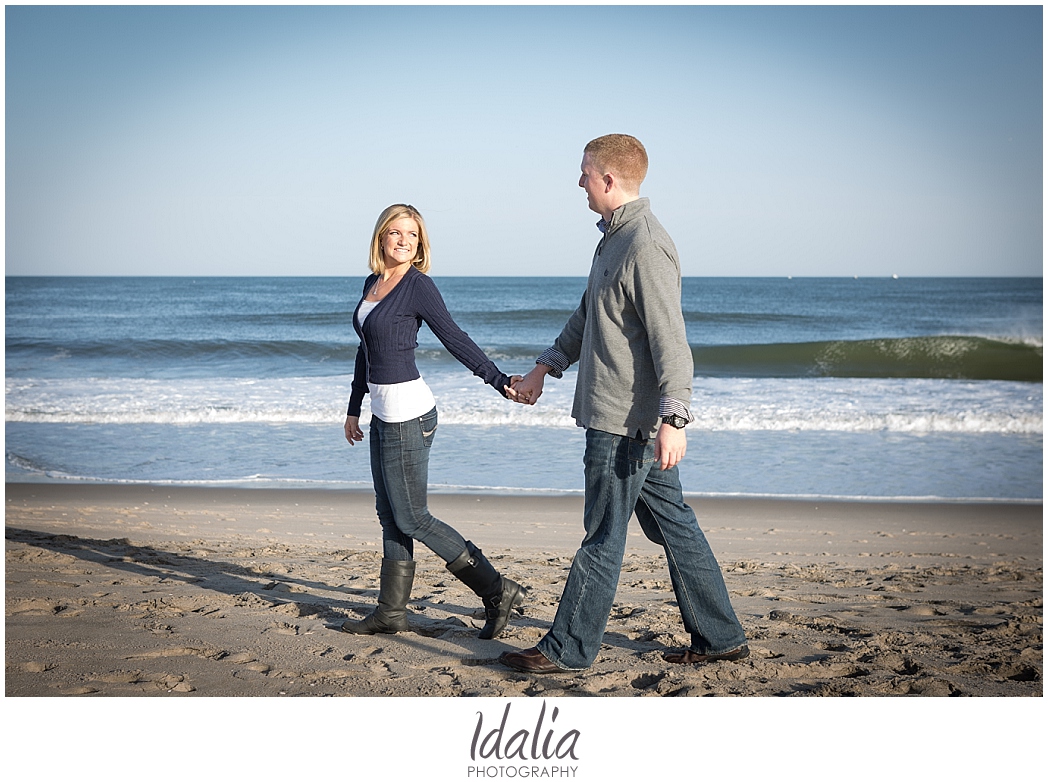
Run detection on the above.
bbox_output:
[347,267,512,417]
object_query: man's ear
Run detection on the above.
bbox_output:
[603,172,615,192]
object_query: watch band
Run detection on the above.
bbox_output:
[661,414,688,429]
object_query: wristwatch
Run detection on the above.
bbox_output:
[661,414,689,429]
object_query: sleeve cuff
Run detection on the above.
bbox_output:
[659,396,693,423]
[536,347,571,379]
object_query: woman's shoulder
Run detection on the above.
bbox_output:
[406,266,441,294]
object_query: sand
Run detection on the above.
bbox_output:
[4,482,1042,698]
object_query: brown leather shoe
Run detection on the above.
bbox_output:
[663,645,750,664]
[499,646,569,674]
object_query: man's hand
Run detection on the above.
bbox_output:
[344,415,364,445]
[507,365,549,405]
[654,423,686,470]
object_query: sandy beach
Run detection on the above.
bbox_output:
[4,482,1041,698]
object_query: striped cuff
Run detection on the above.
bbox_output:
[659,396,693,423]
[536,347,571,379]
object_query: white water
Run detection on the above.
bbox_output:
[7,373,1041,435]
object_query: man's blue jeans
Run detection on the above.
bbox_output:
[537,428,747,670]
[369,407,467,563]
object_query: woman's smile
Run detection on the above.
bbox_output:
[381,218,420,267]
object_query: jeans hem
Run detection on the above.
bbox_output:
[535,639,590,672]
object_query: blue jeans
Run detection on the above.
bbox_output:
[369,407,467,563]
[537,429,747,670]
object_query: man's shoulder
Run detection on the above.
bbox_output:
[616,211,678,262]
[640,208,675,242]
[615,200,671,236]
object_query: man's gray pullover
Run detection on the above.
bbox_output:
[541,198,693,439]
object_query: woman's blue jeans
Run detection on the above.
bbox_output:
[369,407,466,563]
[537,428,747,670]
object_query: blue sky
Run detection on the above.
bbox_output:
[5,4,1043,277]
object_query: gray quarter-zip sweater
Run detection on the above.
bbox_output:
[542,198,693,439]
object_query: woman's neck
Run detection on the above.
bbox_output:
[381,263,411,281]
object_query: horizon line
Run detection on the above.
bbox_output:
[5,273,1044,280]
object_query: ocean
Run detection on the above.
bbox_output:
[4,276,1042,501]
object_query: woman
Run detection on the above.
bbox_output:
[342,203,525,640]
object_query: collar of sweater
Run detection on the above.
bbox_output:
[596,197,650,236]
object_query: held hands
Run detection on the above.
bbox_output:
[504,365,549,405]
[501,363,684,469]
[502,375,524,400]
[344,415,364,445]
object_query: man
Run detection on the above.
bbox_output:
[500,134,748,673]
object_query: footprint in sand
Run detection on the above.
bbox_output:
[92,670,143,684]
[125,646,227,661]
[224,651,258,664]
[154,674,195,692]
[62,685,101,695]
[20,661,56,673]
[7,598,67,616]
[268,621,301,635]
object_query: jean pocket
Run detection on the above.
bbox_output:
[420,410,438,448]
[627,438,654,464]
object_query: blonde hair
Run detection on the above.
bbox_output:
[368,204,432,275]
[583,134,648,191]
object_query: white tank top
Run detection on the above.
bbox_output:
[357,299,437,423]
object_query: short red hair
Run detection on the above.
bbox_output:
[583,134,648,191]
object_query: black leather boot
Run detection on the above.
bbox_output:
[341,558,415,635]
[446,541,525,640]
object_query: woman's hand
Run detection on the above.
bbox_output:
[344,415,364,445]
[502,375,524,399]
